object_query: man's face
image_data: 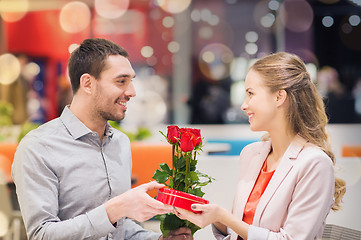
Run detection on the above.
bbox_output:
[92,55,136,122]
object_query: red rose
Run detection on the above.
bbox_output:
[191,129,202,146]
[167,125,179,144]
[180,131,196,152]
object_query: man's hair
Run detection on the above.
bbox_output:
[68,38,129,94]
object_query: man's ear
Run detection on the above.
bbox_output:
[276,89,287,107]
[79,73,93,94]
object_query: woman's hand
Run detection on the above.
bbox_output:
[173,204,224,228]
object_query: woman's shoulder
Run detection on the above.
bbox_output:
[297,145,334,171]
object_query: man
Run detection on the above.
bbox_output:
[12,38,192,239]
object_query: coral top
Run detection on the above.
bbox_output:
[242,160,275,225]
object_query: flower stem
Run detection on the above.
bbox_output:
[172,145,175,188]
[185,152,190,193]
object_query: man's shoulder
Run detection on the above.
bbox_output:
[20,117,63,145]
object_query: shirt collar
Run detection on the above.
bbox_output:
[60,106,115,140]
[60,106,92,140]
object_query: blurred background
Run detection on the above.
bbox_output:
[1,0,361,239]
[0,0,360,127]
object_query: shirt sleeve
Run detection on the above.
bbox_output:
[12,136,114,240]
[123,218,161,240]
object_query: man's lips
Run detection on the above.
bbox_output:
[117,100,127,110]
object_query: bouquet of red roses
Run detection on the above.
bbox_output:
[152,125,214,237]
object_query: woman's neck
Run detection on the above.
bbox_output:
[267,129,296,171]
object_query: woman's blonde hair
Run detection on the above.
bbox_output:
[250,52,346,211]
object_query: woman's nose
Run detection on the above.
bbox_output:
[241,101,247,111]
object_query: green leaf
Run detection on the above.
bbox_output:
[186,221,201,235]
[188,187,204,197]
[159,213,186,237]
[168,176,174,188]
[188,171,199,182]
[176,155,186,169]
[159,163,172,175]
[152,169,169,184]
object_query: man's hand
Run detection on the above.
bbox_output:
[105,181,173,223]
[159,227,193,240]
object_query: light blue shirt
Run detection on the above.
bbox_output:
[12,106,161,240]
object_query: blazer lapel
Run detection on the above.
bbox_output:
[252,135,307,226]
[230,142,271,239]
[233,142,271,220]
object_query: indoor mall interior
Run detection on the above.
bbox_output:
[0,0,361,239]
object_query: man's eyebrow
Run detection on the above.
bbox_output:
[115,74,136,79]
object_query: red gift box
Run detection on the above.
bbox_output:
[156,188,209,213]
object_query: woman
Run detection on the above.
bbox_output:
[175,52,346,240]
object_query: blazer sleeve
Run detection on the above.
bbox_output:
[212,224,231,240]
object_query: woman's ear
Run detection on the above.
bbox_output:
[79,73,93,94]
[276,89,287,107]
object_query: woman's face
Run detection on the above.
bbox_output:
[241,69,279,132]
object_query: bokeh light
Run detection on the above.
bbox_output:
[349,15,361,26]
[245,31,259,43]
[0,0,29,22]
[268,0,280,11]
[162,16,175,28]
[0,211,8,236]
[254,1,275,31]
[245,43,258,55]
[141,46,154,58]
[200,8,212,22]
[339,15,361,50]
[209,14,220,26]
[22,62,40,80]
[190,9,201,22]
[280,0,314,32]
[68,43,80,54]
[230,57,248,82]
[341,23,352,34]
[198,26,214,39]
[59,1,91,33]
[348,0,361,7]
[0,53,21,85]
[156,0,192,14]
[322,16,334,27]
[305,63,318,82]
[261,13,276,28]
[199,43,234,81]
[168,41,180,53]
[95,0,130,19]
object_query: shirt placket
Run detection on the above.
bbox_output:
[100,139,112,199]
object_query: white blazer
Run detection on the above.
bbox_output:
[215,135,335,240]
